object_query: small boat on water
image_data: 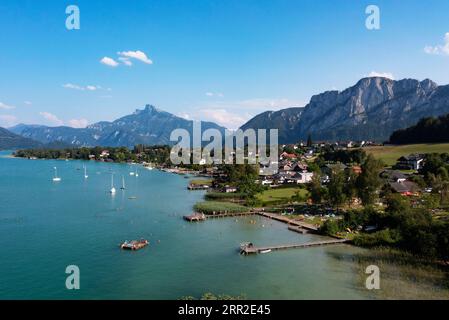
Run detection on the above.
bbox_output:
[52,167,61,182]
[84,165,88,179]
[110,174,116,194]
[120,239,149,251]
[120,175,126,190]
[260,249,272,254]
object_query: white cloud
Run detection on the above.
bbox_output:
[63,83,84,90]
[39,112,64,126]
[182,109,249,130]
[63,83,107,91]
[24,101,32,105]
[205,92,224,98]
[100,56,119,67]
[424,32,449,56]
[118,50,153,64]
[0,102,16,110]
[184,97,304,129]
[38,112,90,128]
[367,71,395,80]
[68,118,89,128]
[177,112,191,120]
[118,57,133,66]
[0,115,18,127]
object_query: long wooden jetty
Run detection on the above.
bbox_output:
[240,239,349,255]
[256,211,319,232]
[206,212,254,219]
[183,211,253,222]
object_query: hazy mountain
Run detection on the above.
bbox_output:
[0,127,42,150]
[240,107,304,143]
[240,77,449,143]
[10,105,226,147]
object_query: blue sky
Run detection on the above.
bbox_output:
[1,0,449,129]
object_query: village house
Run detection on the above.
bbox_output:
[100,150,110,158]
[390,180,420,196]
[394,154,425,170]
[280,152,297,161]
[290,172,314,184]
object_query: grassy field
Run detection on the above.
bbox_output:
[256,187,309,205]
[189,179,213,186]
[365,143,449,166]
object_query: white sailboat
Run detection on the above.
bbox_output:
[52,167,61,182]
[120,175,126,190]
[135,167,139,177]
[84,165,88,179]
[110,174,116,194]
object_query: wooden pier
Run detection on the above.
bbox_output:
[256,211,319,232]
[184,211,253,222]
[288,225,309,234]
[240,239,349,255]
[206,212,254,219]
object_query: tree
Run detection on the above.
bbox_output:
[328,168,346,209]
[356,154,383,206]
[308,172,324,204]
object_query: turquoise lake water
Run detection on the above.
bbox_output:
[0,151,372,299]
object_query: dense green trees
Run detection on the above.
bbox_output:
[219,164,264,201]
[320,149,366,164]
[322,193,449,260]
[390,114,449,144]
[356,154,384,206]
[14,145,171,164]
[308,172,326,204]
[327,167,347,209]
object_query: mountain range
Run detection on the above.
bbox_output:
[5,77,449,149]
[0,127,42,150]
[9,105,225,148]
[241,77,449,143]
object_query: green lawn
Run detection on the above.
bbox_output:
[256,187,309,204]
[365,143,449,166]
[189,179,213,186]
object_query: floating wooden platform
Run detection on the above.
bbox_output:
[240,239,349,255]
[120,239,149,251]
[184,213,206,222]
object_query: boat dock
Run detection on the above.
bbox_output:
[240,239,349,255]
[183,211,254,222]
[206,212,254,219]
[287,225,309,234]
[256,211,319,232]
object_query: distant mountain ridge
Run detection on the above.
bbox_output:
[10,105,226,148]
[0,127,42,150]
[240,77,449,143]
[240,107,304,143]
